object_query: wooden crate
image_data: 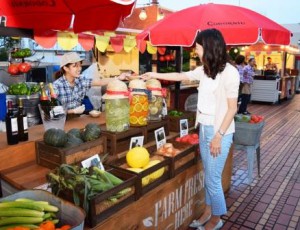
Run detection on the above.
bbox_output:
[108,153,171,199]
[168,111,196,132]
[51,167,137,227]
[36,136,107,169]
[149,141,199,178]
[101,126,144,157]
[138,117,170,143]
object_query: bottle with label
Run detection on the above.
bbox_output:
[5,100,19,145]
[48,83,64,119]
[39,82,50,107]
[48,83,61,106]
[39,82,51,119]
[17,98,29,142]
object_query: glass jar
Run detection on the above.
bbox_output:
[148,95,163,121]
[105,98,129,132]
[129,94,149,126]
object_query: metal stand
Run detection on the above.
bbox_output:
[234,143,261,184]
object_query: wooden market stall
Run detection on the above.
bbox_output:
[0,113,233,229]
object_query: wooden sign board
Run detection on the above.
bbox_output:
[92,162,205,230]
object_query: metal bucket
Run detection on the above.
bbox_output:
[6,94,41,127]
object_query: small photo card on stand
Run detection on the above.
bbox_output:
[130,136,144,149]
[155,127,166,149]
[180,119,189,137]
[81,154,104,170]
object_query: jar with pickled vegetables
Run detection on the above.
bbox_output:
[102,80,130,132]
[146,79,167,121]
[128,79,151,127]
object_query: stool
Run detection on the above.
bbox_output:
[234,143,261,184]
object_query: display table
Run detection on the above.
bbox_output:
[0,113,233,229]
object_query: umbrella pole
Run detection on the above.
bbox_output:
[174,47,182,110]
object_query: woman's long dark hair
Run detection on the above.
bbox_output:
[195,29,228,79]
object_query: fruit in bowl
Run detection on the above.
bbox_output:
[89,110,101,118]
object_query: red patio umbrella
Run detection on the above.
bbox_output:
[137,3,292,46]
[0,0,136,33]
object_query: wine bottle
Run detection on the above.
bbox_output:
[48,83,61,106]
[5,100,19,145]
[39,82,51,120]
[39,82,50,107]
[48,83,64,118]
[17,98,29,142]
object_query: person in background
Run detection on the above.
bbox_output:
[235,55,246,105]
[142,29,240,230]
[53,52,130,116]
[265,57,278,72]
[238,58,256,115]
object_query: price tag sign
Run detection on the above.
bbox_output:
[180,119,189,137]
[155,127,166,149]
[81,154,104,170]
[130,136,144,149]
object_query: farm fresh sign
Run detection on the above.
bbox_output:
[142,170,205,229]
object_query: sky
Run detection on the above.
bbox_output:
[136,0,299,24]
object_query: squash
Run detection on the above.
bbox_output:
[44,128,68,147]
[64,133,84,148]
[67,128,82,139]
[82,123,101,142]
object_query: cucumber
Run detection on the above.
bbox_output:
[0,217,43,226]
[0,208,44,217]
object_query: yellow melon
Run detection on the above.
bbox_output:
[126,147,150,168]
[143,160,165,181]
[127,167,150,186]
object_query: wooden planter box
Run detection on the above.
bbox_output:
[51,167,137,228]
[101,126,144,157]
[108,154,171,199]
[36,136,107,169]
[148,140,199,178]
[168,111,196,132]
[138,117,170,143]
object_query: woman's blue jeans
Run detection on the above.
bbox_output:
[199,124,233,216]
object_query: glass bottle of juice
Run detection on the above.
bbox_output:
[102,79,130,132]
[146,79,166,121]
[128,79,150,126]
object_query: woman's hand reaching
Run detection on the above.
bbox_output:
[140,72,155,81]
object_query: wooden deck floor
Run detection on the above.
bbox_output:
[222,95,300,229]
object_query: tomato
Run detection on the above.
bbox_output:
[175,137,181,142]
[165,55,171,61]
[18,62,31,73]
[8,64,20,75]
[169,54,175,61]
[191,133,198,139]
[159,56,165,62]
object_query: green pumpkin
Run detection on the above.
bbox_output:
[44,128,68,147]
[64,133,84,148]
[67,128,82,139]
[82,123,101,142]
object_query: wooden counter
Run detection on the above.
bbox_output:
[0,114,106,172]
[0,112,233,229]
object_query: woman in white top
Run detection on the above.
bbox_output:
[142,29,240,230]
